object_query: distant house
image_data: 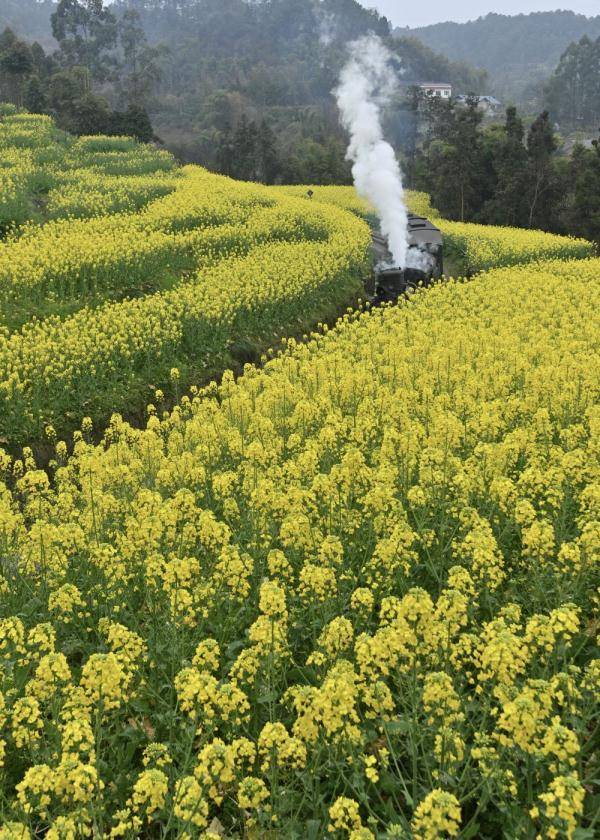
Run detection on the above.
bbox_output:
[419,82,452,99]
[456,94,503,114]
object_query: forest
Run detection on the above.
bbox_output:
[1,1,600,241]
[0,0,485,184]
[410,96,600,242]
[406,10,600,105]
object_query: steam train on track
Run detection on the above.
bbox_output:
[371,214,443,302]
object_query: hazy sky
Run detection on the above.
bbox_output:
[370,1,600,29]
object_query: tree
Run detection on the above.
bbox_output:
[480,107,529,226]
[46,66,109,134]
[231,115,258,181]
[47,68,85,117]
[216,122,236,177]
[23,75,48,113]
[416,97,485,221]
[30,42,56,80]
[51,0,118,83]
[118,8,165,108]
[255,119,279,184]
[568,138,600,240]
[109,105,154,142]
[215,115,282,183]
[68,91,112,134]
[0,31,33,105]
[0,28,17,53]
[546,35,600,127]
[526,111,558,229]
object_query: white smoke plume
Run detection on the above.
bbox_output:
[335,34,413,269]
[406,245,436,273]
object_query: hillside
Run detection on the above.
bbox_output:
[0,108,371,444]
[1,0,486,177]
[401,11,600,103]
[0,108,598,838]
[0,0,56,49]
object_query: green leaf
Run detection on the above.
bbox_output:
[225,639,246,658]
[461,821,481,839]
[256,691,279,704]
[386,718,411,735]
[305,820,321,840]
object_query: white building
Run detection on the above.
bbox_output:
[419,82,452,99]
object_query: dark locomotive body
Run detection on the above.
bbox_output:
[372,214,443,302]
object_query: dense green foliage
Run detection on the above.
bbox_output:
[108,0,482,179]
[412,98,600,242]
[0,0,486,183]
[545,35,600,128]
[0,7,157,141]
[404,11,600,106]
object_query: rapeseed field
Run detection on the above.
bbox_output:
[0,114,372,444]
[0,109,597,838]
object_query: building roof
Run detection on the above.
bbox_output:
[419,82,452,88]
[457,94,502,105]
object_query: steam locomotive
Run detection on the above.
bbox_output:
[372,214,443,302]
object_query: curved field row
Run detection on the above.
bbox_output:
[0,192,370,443]
[0,255,597,836]
[440,219,594,272]
[43,169,180,222]
[0,169,284,327]
[284,185,595,271]
[278,184,435,226]
[0,111,178,232]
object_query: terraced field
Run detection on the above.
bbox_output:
[282,184,594,272]
[0,112,372,446]
[0,109,598,839]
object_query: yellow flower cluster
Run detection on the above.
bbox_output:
[0,244,596,834]
[530,773,585,839]
[411,790,461,839]
[300,183,594,272]
[0,117,371,442]
[0,109,598,836]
